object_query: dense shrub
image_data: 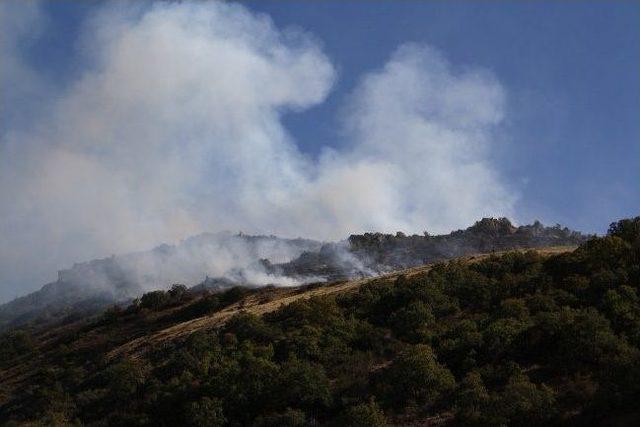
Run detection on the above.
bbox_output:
[0,330,35,360]
[2,217,640,425]
[139,290,170,310]
[341,400,387,426]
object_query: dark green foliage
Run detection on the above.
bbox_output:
[104,357,150,410]
[139,290,170,310]
[218,286,252,307]
[2,217,640,426]
[100,304,124,324]
[175,293,222,320]
[253,408,307,427]
[487,371,557,426]
[348,217,587,271]
[187,397,226,427]
[340,400,387,426]
[608,216,640,244]
[377,344,455,409]
[168,284,190,301]
[454,371,489,425]
[134,284,194,315]
[0,330,35,360]
[171,286,256,322]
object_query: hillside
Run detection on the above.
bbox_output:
[0,233,323,332]
[1,217,638,426]
[0,218,587,331]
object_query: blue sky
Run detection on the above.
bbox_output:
[14,1,640,233]
[0,1,639,299]
[256,0,640,233]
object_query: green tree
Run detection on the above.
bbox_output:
[105,358,149,402]
[390,300,435,343]
[0,330,35,361]
[139,290,169,310]
[341,400,387,427]
[187,397,226,427]
[253,408,308,427]
[490,372,557,426]
[380,344,455,409]
[454,371,489,425]
[276,358,331,411]
[168,284,190,303]
[608,217,640,245]
[603,286,640,346]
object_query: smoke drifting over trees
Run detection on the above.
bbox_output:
[0,218,586,331]
[1,1,516,301]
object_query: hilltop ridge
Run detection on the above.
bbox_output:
[0,218,587,331]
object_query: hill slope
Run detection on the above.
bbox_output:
[0,218,587,331]
[0,233,323,331]
[0,246,574,401]
[1,215,638,426]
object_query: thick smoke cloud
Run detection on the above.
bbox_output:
[0,1,515,300]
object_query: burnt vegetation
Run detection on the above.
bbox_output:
[1,217,638,426]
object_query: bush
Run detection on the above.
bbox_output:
[275,358,331,411]
[139,290,170,311]
[0,330,35,361]
[100,305,124,324]
[219,286,252,307]
[253,408,308,427]
[489,372,557,426]
[608,217,640,244]
[168,284,191,303]
[454,371,489,424]
[341,400,387,427]
[176,294,222,320]
[187,397,226,427]
[378,344,455,409]
[105,358,149,401]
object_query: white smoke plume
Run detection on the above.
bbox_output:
[55,233,322,297]
[0,1,515,300]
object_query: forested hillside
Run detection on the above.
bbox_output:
[0,217,638,426]
[0,218,586,332]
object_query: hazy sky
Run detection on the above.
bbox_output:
[1,1,638,301]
